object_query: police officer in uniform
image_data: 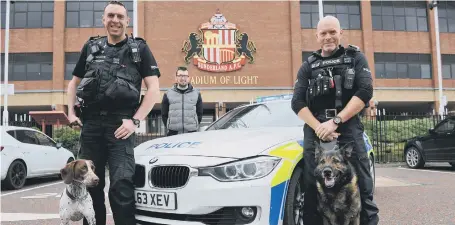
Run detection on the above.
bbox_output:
[291,16,379,225]
[66,1,161,224]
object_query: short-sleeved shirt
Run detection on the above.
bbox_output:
[72,35,161,79]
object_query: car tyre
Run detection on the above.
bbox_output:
[369,154,376,194]
[405,146,424,169]
[283,166,304,225]
[4,160,27,190]
[449,162,455,170]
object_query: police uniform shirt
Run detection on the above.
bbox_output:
[291,45,373,114]
[72,35,161,80]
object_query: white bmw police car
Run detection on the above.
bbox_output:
[133,96,376,225]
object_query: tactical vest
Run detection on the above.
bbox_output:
[305,45,359,111]
[166,87,200,132]
[76,35,143,114]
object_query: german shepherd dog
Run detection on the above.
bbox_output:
[314,141,361,225]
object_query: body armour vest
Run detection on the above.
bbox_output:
[306,45,359,111]
[166,86,200,132]
[76,36,143,113]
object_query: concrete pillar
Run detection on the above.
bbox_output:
[290,1,303,84]
[360,0,376,82]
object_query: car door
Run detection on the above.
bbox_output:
[14,130,48,176]
[427,119,455,161]
[32,131,62,174]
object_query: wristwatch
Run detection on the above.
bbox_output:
[132,118,140,127]
[332,116,342,125]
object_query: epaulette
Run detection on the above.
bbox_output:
[133,37,146,43]
[88,35,106,41]
[346,44,360,53]
[307,52,319,64]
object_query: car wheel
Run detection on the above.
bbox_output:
[283,166,304,225]
[405,146,424,169]
[369,154,375,194]
[4,160,27,190]
[449,162,455,170]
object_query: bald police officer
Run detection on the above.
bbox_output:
[291,16,379,225]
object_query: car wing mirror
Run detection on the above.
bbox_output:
[198,126,208,132]
[56,143,62,149]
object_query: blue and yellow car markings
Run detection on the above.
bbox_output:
[268,140,304,225]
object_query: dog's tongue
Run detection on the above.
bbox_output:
[324,177,335,188]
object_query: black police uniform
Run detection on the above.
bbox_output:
[291,45,379,225]
[72,34,161,225]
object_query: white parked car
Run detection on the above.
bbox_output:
[133,99,375,225]
[1,126,75,190]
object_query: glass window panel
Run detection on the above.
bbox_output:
[13,64,26,81]
[394,6,405,16]
[66,11,79,27]
[324,4,336,14]
[371,5,382,16]
[94,2,106,11]
[375,63,385,78]
[421,64,431,79]
[300,13,312,28]
[405,7,416,16]
[397,64,408,78]
[439,18,448,33]
[79,2,93,11]
[394,16,406,31]
[372,15,382,30]
[442,64,451,79]
[27,64,41,80]
[41,64,53,80]
[335,4,349,14]
[448,19,455,33]
[382,5,394,16]
[382,16,394,30]
[337,14,350,30]
[300,2,313,13]
[27,12,42,28]
[451,64,455,79]
[385,63,397,78]
[311,13,319,28]
[395,54,408,62]
[42,12,53,27]
[417,17,428,31]
[416,8,426,17]
[42,3,54,11]
[350,15,361,29]
[14,3,27,12]
[407,54,419,62]
[28,3,42,11]
[65,63,76,80]
[80,11,94,27]
[14,12,27,28]
[94,11,103,27]
[408,64,421,79]
[405,16,417,31]
[67,2,79,11]
[348,4,360,14]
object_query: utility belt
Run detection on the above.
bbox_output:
[313,109,339,122]
[80,106,135,119]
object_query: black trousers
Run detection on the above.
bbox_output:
[78,113,136,225]
[302,115,379,225]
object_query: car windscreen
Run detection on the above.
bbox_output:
[207,101,305,130]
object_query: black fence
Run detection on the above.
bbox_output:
[4,110,453,163]
[362,110,453,163]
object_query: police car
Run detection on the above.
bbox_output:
[133,95,376,225]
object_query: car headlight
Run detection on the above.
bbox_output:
[198,156,281,182]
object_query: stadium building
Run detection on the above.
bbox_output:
[1,0,454,133]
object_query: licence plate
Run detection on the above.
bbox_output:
[134,190,177,210]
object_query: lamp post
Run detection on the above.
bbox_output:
[429,0,445,119]
[2,0,11,126]
[318,0,324,20]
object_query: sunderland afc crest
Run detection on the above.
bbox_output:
[181,9,257,73]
